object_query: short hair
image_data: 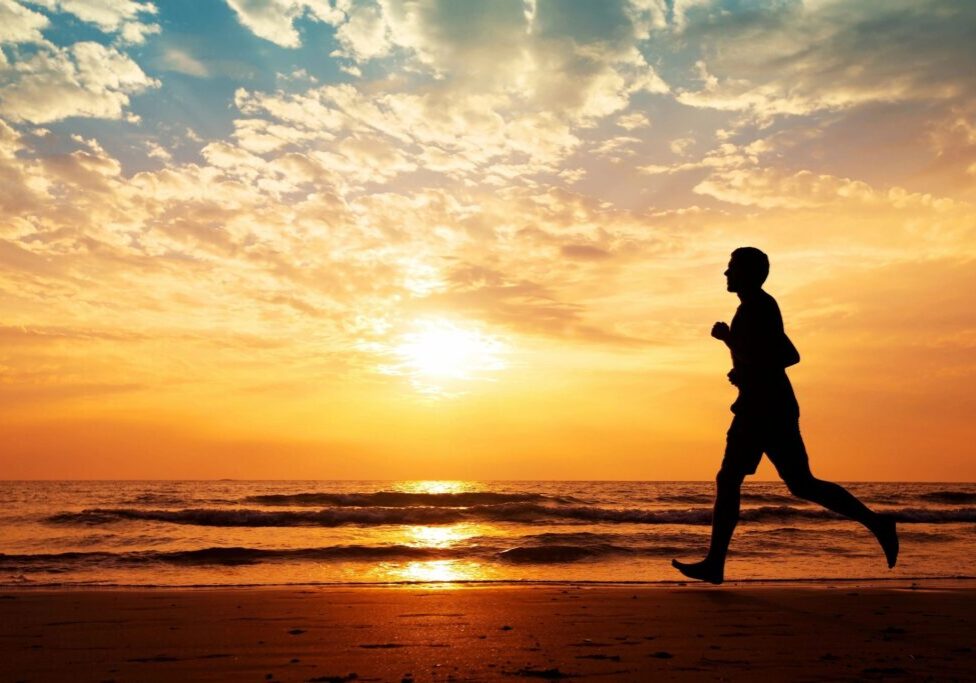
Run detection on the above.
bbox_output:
[731,246,769,286]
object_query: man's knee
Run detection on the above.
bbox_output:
[784,474,817,499]
[716,467,746,489]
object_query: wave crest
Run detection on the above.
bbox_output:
[242,491,580,507]
[46,504,976,528]
[1,537,694,570]
[917,490,976,505]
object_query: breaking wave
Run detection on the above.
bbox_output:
[916,490,976,505]
[242,491,582,507]
[0,545,458,569]
[654,492,796,506]
[45,504,976,528]
[0,537,685,570]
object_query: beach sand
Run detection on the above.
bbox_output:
[2,582,974,681]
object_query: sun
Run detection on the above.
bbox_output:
[391,319,508,394]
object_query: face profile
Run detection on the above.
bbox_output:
[725,247,769,293]
[723,259,744,293]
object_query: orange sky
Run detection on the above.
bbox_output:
[1,0,975,480]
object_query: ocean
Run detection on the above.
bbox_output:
[1,480,973,587]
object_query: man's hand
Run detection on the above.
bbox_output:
[711,322,731,341]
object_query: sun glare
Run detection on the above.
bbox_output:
[390,319,508,396]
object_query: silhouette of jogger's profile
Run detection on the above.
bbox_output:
[672,247,899,584]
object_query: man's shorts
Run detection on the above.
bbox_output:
[721,414,812,481]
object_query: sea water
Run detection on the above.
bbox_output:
[1,480,973,587]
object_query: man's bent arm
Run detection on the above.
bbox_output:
[725,301,794,370]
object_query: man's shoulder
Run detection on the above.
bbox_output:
[736,291,782,326]
[757,290,780,310]
[739,290,780,311]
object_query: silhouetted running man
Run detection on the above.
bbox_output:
[672,247,899,585]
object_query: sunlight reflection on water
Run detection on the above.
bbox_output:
[404,524,481,548]
[381,559,491,584]
[391,480,481,494]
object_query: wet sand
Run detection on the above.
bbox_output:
[2,583,974,681]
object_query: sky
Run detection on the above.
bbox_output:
[1,0,975,480]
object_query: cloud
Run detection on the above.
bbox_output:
[671,0,712,31]
[693,166,965,215]
[145,140,171,161]
[223,0,343,48]
[0,40,158,123]
[411,262,647,347]
[332,0,388,60]
[591,135,641,161]
[0,0,49,45]
[157,47,209,77]
[3,106,676,367]
[694,168,875,209]
[561,243,612,261]
[669,136,694,156]
[232,83,582,189]
[918,104,976,200]
[616,111,650,130]
[232,0,668,126]
[220,2,673,197]
[0,120,51,220]
[30,0,160,44]
[0,323,149,343]
[637,141,753,176]
[674,0,976,120]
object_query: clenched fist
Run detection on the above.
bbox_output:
[711,322,730,341]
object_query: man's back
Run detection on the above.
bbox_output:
[728,289,799,419]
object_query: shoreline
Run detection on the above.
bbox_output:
[3,575,975,591]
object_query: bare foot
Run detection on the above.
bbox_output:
[873,515,899,568]
[671,558,724,585]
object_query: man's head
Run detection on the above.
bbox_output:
[725,247,769,293]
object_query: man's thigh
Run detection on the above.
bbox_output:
[721,416,764,477]
[764,421,813,482]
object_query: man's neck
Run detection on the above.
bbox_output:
[736,287,764,303]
